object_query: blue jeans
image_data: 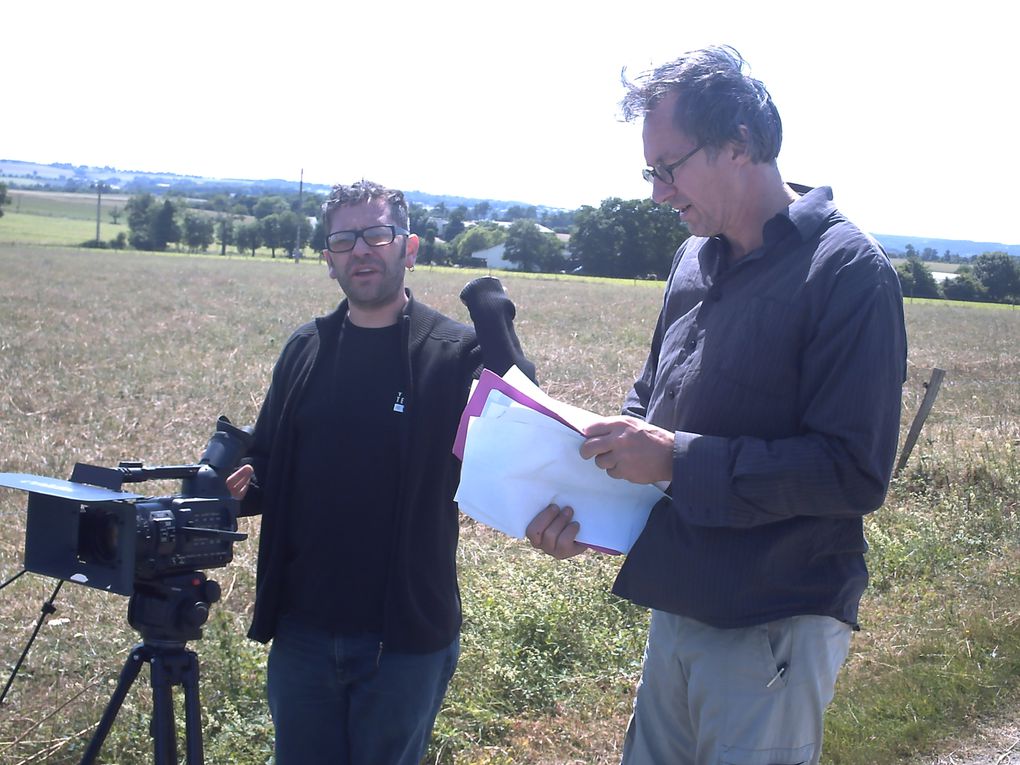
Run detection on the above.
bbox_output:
[267,617,459,765]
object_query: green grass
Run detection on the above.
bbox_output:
[890,258,963,274]
[0,242,1018,764]
[4,189,129,220]
[0,210,128,247]
[0,190,296,257]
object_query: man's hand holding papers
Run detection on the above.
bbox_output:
[580,416,675,485]
[454,367,667,555]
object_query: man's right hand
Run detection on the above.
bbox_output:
[525,504,587,559]
[226,464,253,501]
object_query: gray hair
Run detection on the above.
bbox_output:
[620,45,783,163]
[321,180,410,232]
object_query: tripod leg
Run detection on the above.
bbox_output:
[79,644,148,765]
[180,650,206,765]
[149,652,180,765]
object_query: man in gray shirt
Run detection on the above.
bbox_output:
[527,45,907,765]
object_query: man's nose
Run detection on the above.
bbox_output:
[350,233,375,255]
[650,177,674,206]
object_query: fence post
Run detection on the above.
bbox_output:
[894,367,946,477]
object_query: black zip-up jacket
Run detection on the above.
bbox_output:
[240,277,533,652]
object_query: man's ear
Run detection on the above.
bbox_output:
[405,233,420,269]
[730,124,752,163]
[324,250,338,279]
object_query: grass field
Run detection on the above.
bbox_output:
[0,243,1018,764]
[0,188,300,259]
[1,190,129,247]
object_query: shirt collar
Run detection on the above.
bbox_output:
[697,185,835,282]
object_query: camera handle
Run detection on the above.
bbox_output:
[80,641,205,765]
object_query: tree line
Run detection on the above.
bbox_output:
[409,197,690,279]
[97,188,1020,301]
[109,189,690,280]
[896,251,1020,304]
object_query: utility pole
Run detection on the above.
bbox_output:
[94,182,105,245]
[292,168,304,261]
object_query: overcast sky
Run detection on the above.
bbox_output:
[5,1,1017,244]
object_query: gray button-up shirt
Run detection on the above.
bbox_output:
[613,186,907,628]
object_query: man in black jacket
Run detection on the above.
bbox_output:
[228,180,533,765]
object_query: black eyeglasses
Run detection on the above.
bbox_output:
[326,225,410,253]
[642,144,704,185]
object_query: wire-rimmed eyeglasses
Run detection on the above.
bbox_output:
[642,144,704,185]
[326,225,410,253]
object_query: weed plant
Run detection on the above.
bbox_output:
[0,245,1018,764]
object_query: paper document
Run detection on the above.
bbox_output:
[454,367,665,554]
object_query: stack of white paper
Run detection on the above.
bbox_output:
[453,367,665,554]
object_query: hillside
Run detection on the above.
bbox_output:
[3,159,1016,257]
[873,232,1019,259]
[0,159,542,217]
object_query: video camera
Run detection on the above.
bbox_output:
[0,416,252,598]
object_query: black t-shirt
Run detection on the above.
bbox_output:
[282,321,404,634]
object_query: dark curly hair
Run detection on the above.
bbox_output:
[321,180,410,232]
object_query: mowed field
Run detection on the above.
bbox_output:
[0,242,1018,764]
[0,190,130,247]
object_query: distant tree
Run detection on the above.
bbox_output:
[452,222,505,262]
[503,205,537,221]
[0,182,10,218]
[540,208,575,231]
[260,214,284,257]
[895,254,941,299]
[970,251,1020,303]
[310,219,326,252]
[182,212,215,252]
[471,201,491,220]
[300,194,324,218]
[942,268,987,302]
[254,195,289,219]
[206,194,232,213]
[126,193,157,250]
[235,220,262,257]
[216,215,235,256]
[125,194,180,251]
[442,207,467,242]
[409,203,438,242]
[502,220,565,272]
[427,239,452,265]
[571,198,689,278]
[150,200,181,251]
[109,206,122,225]
[276,211,313,258]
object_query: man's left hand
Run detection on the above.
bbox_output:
[580,416,674,485]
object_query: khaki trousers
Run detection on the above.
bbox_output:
[621,611,852,765]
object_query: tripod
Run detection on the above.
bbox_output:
[80,572,222,765]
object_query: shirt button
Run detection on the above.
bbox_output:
[686,338,697,351]
[667,388,677,399]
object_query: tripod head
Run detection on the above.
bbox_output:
[128,571,223,646]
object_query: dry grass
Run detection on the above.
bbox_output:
[1,245,1019,764]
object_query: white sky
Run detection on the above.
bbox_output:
[4,1,1018,243]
